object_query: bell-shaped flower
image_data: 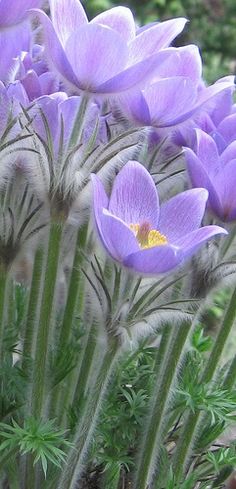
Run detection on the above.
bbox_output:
[0,0,43,83]
[31,0,188,95]
[185,129,236,222]
[91,161,226,274]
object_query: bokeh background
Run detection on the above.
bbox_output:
[82,0,236,83]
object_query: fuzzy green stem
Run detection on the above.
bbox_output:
[0,268,8,362]
[172,285,236,482]
[135,321,191,489]
[57,341,120,489]
[49,226,87,420]
[58,225,87,347]
[30,222,63,419]
[69,96,90,149]
[72,323,97,409]
[223,354,236,389]
[22,247,44,371]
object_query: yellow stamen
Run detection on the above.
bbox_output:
[129,222,167,249]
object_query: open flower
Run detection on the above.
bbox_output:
[185,128,236,222]
[31,0,187,95]
[91,161,227,274]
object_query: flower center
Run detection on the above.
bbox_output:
[130,222,167,249]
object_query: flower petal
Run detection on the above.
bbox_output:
[143,77,197,127]
[31,9,80,90]
[159,188,208,241]
[184,148,223,217]
[49,0,88,47]
[174,225,227,257]
[92,6,135,42]
[99,210,139,261]
[109,161,159,228]
[21,70,42,101]
[0,0,42,26]
[119,90,151,125]
[214,159,236,221]
[124,245,182,274]
[218,114,236,145]
[195,129,220,174]
[220,141,236,166]
[96,49,175,94]
[210,89,233,126]
[65,24,128,90]
[151,45,202,84]
[0,22,31,82]
[129,18,187,64]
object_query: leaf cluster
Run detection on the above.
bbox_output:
[0,418,72,477]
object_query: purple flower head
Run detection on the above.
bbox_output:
[28,93,107,157]
[91,161,227,275]
[185,128,236,222]
[119,72,234,129]
[30,0,187,95]
[171,82,235,149]
[11,47,60,102]
[0,0,43,83]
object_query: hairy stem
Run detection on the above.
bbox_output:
[57,340,120,489]
[22,247,44,371]
[30,222,63,419]
[49,226,87,419]
[72,323,97,410]
[172,285,236,482]
[69,96,90,149]
[135,321,191,489]
[223,353,236,389]
[58,225,87,347]
[0,269,8,362]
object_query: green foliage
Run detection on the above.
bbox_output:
[0,418,72,477]
[91,343,156,482]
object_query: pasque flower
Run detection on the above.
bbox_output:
[91,161,227,274]
[0,0,42,83]
[31,0,188,94]
[185,128,236,222]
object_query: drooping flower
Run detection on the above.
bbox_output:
[185,128,236,222]
[31,0,188,95]
[91,161,227,274]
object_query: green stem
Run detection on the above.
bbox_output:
[223,354,236,389]
[0,269,8,362]
[57,341,120,489]
[30,222,63,419]
[72,323,97,409]
[58,225,87,347]
[69,96,90,149]
[22,247,44,371]
[135,321,191,489]
[172,285,236,482]
[49,226,87,420]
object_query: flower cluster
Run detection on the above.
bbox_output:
[1,2,236,489]
[0,0,234,276]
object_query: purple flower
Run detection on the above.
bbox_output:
[117,49,234,129]
[0,0,42,27]
[91,161,226,274]
[31,0,187,95]
[185,129,236,222]
[0,0,43,83]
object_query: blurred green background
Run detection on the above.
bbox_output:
[83,0,236,83]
